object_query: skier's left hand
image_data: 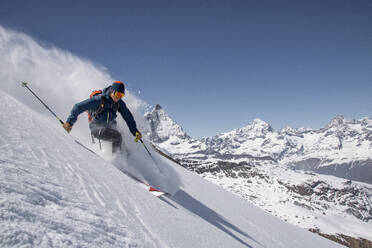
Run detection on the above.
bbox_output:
[135,131,142,142]
[63,122,72,133]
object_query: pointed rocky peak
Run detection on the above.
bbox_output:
[145,104,190,143]
[154,104,162,111]
[145,104,167,120]
[325,115,346,129]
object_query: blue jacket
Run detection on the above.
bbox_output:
[66,86,138,136]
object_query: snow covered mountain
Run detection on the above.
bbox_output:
[146,106,372,184]
[145,105,372,247]
[146,104,191,144]
[0,91,349,247]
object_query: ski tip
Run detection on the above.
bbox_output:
[149,186,161,192]
[149,186,169,197]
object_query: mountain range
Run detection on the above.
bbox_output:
[146,104,372,184]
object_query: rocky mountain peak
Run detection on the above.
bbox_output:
[325,115,346,128]
[252,118,273,130]
[154,104,163,111]
[236,119,273,137]
[145,104,190,143]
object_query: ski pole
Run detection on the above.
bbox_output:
[139,139,160,167]
[21,82,64,125]
[21,81,97,155]
[140,139,153,157]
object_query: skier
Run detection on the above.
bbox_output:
[63,81,142,153]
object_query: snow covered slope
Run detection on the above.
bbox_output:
[0,91,346,247]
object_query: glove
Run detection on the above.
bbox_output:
[134,131,142,142]
[63,122,72,133]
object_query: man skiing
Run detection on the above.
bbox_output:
[63,81,142,153]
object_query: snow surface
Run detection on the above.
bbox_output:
[202,164,372,241]
[0,24,344,247]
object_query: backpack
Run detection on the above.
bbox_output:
[87,89,119,122]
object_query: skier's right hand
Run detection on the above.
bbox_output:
[134,131,142,142]
[63,122,72,133]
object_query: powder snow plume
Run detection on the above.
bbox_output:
[0,25,146,141]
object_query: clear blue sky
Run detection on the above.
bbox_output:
[1,0,371,137]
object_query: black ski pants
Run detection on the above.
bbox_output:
[91,127,122,153]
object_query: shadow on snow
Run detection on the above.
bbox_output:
[169,190,263,248]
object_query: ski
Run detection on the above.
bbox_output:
[124,173,169,197]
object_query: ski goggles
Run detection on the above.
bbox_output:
[114,91,125,98]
